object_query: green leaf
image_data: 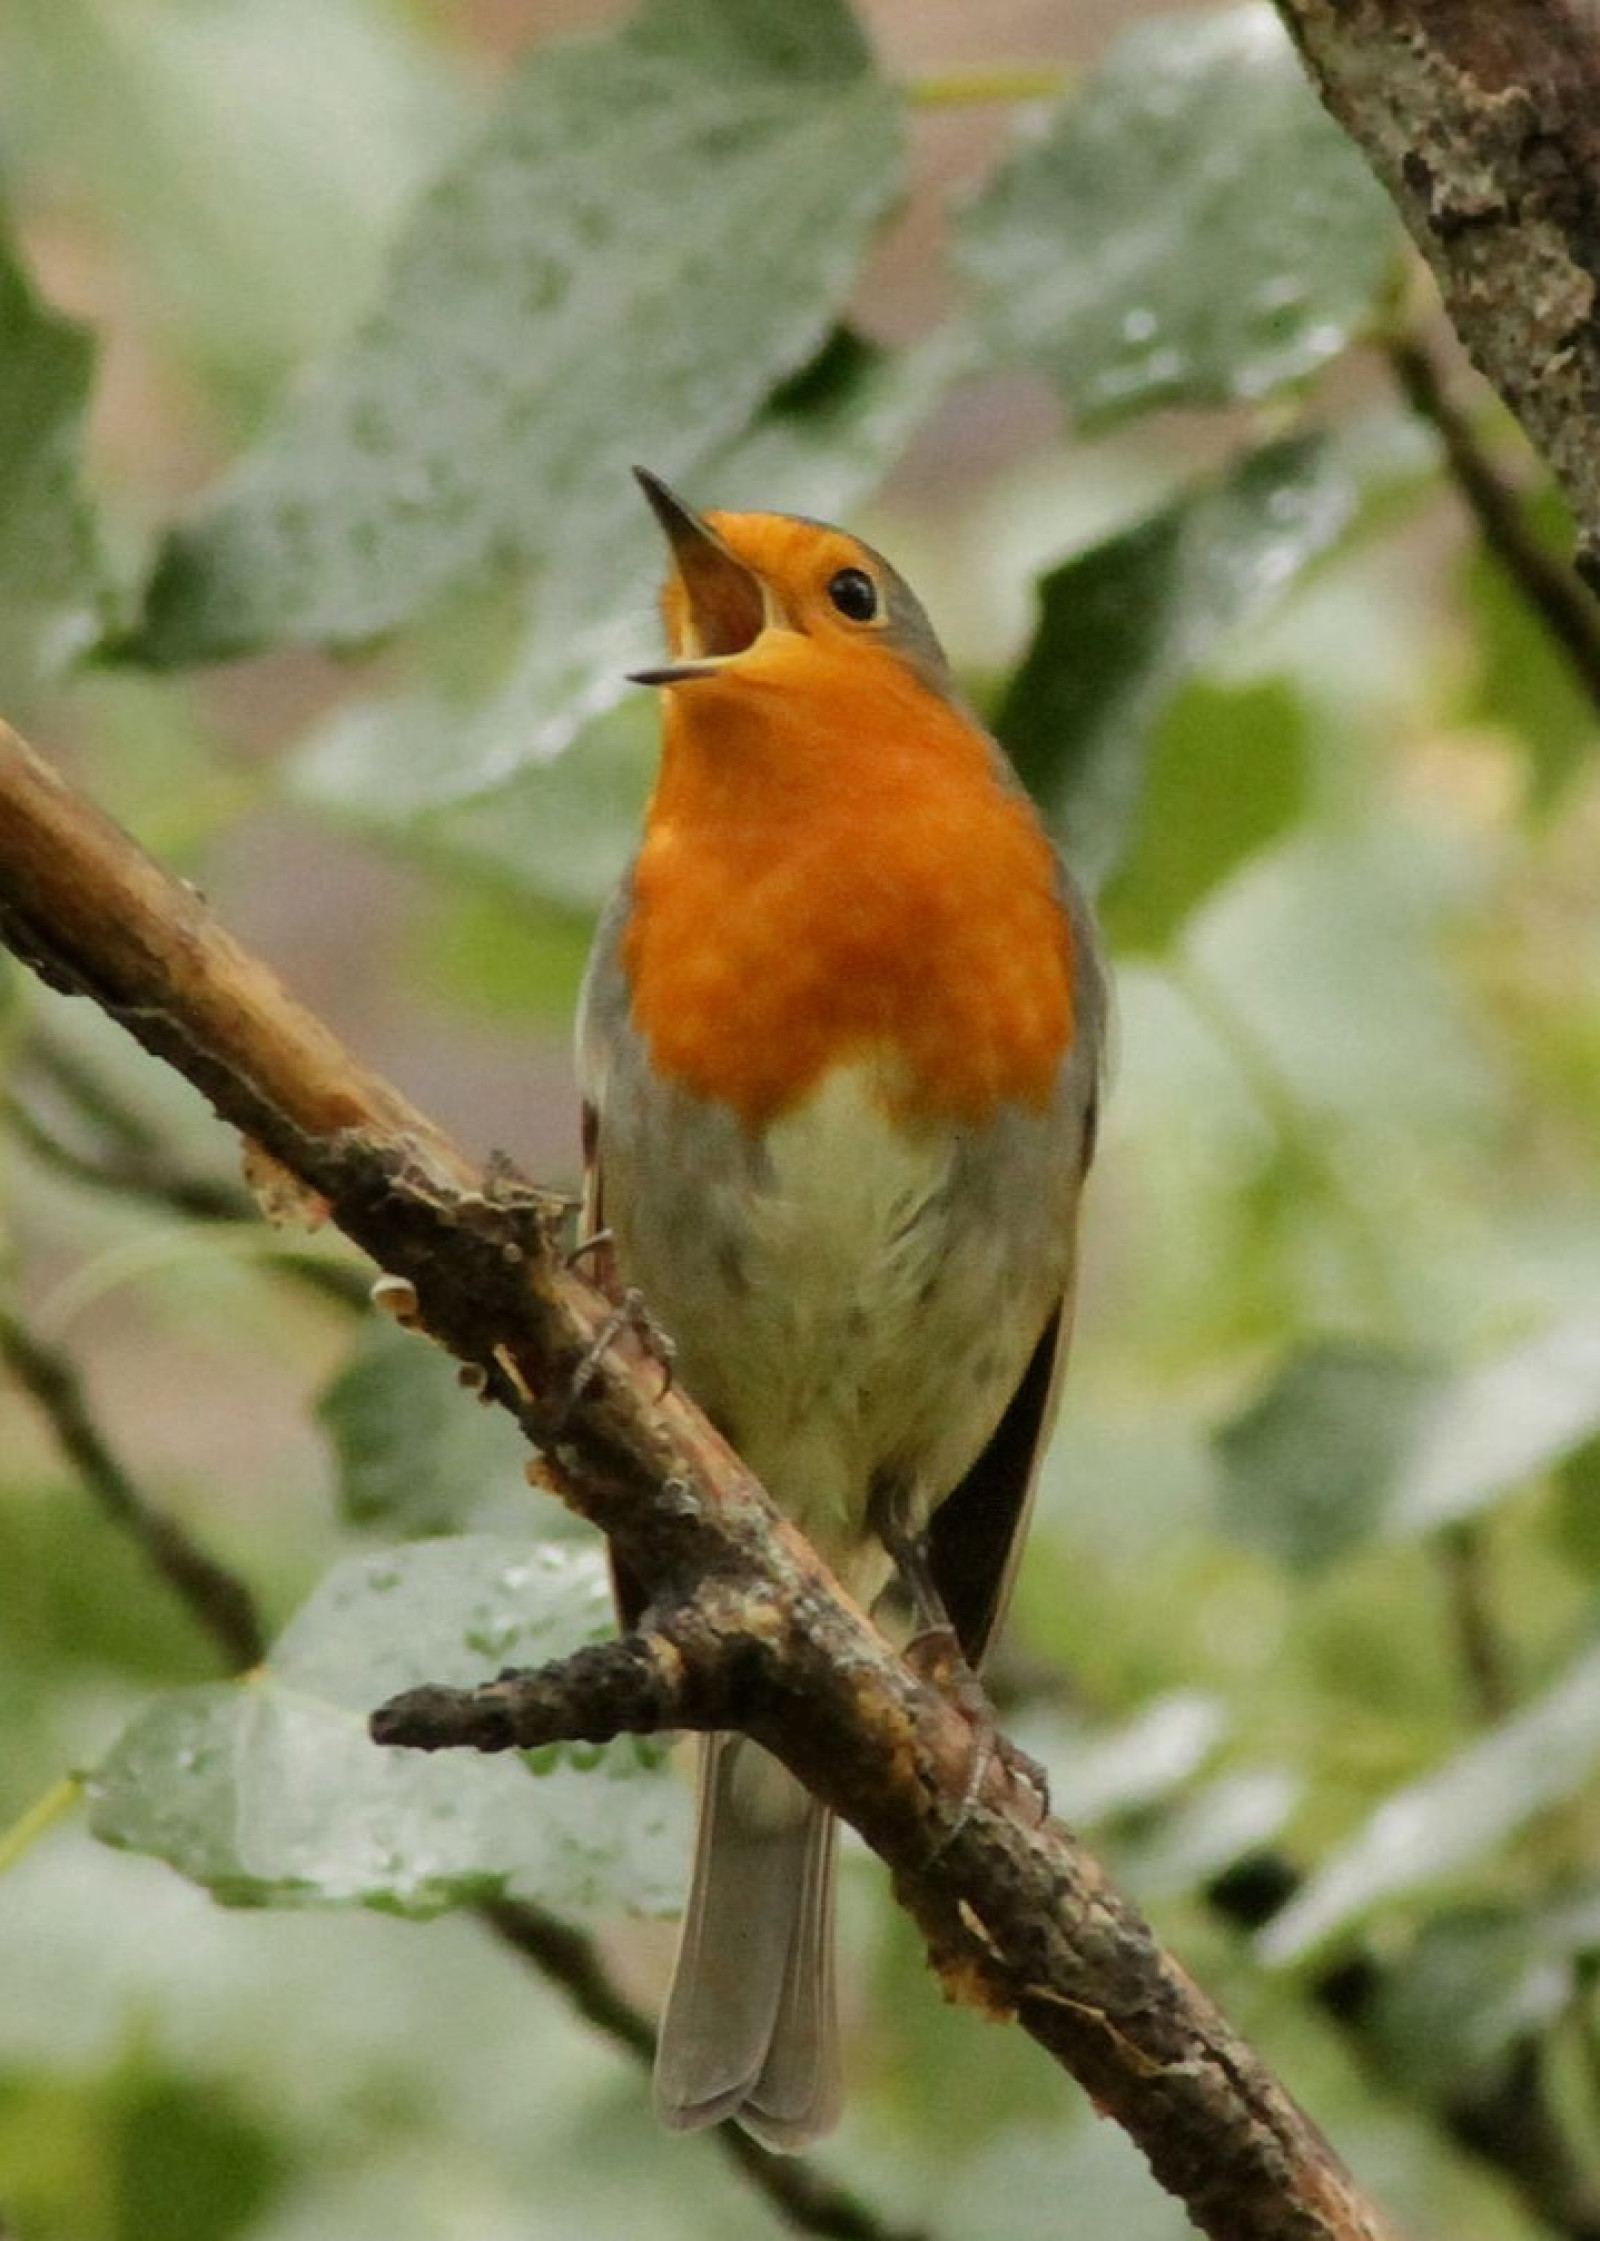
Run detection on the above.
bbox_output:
[1552,1436,1600,1578]
[112,2069,290,2241]
[1261,1639,1600,1960]
[91,1538,687,1918]
[996,435,1357,885]
[294,689,656,916]
[1216,1342,1443,1573]
[703,324,968,518]
[317,1321,567,1538]
[1032,1691,1224,1825]
[0,2064,289,2241]
[1100,676,1309,954]
[1387,1317,1600,1540]
[1125,1768,1301,1901]
[1217,1322,1600,1574]
[1360,1904,1580,2104]
[415,884,596,1023]
[128,0,903,665]
[958,4,1397,425]
[287,326,955,875]
[0,231,114,702]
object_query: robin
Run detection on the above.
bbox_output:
[576,470,1105,2149]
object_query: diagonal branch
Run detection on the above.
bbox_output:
[0,1287,921,2241]
[0,716,1401,2241]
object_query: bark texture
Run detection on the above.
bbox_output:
[1276,0,1600,583]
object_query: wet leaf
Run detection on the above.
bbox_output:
[317,1320,566,1538]
[1216,1342,1442,1573]
[0,231,115,703]
[1218,1321,1600,1573]
[129,0,902,663]
[1262,1639,1600,1959]
[959,3,1397,425]
[997,435,1357,886]
[92,1538,686,1918]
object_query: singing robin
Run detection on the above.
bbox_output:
[576,470,1105,2148]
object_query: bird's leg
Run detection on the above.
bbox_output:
[567,1286,678,1408]
[870,1488,1050,1826]
[874,1502,968,1689]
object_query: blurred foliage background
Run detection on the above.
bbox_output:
[3,2,1600,2236]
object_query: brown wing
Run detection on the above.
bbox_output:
[931,983,1102,1670]
[925,1291,1072,1671]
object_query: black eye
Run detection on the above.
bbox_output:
[827,567,878,622]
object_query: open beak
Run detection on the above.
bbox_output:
[629,467,774,685]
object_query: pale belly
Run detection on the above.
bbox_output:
[605,1063,1063,1606]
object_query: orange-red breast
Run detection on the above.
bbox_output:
[576,470,1105,2149]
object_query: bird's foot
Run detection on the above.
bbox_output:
[904,1624,1050,1829]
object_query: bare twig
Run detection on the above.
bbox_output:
[1274,0,1600,587]
[0,717,1401,2241]
[481,1898,929,2241]
[25,1031,167,1152]
[0,1303,267,1668]
[1385,329,1600,715]
[478,1895,656,2061]
[0,1269,918,2241]
[3,1047,370,1310]
[3,1087,245,1223]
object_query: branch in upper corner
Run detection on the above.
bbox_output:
[1275,0,1600,586]
[1386,329,1600,717]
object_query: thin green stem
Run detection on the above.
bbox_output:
[908,66,1069,108]
[5,1039,369,1311]
[0,1773,84,1877]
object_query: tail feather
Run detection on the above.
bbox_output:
[654,1734,841,2149]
